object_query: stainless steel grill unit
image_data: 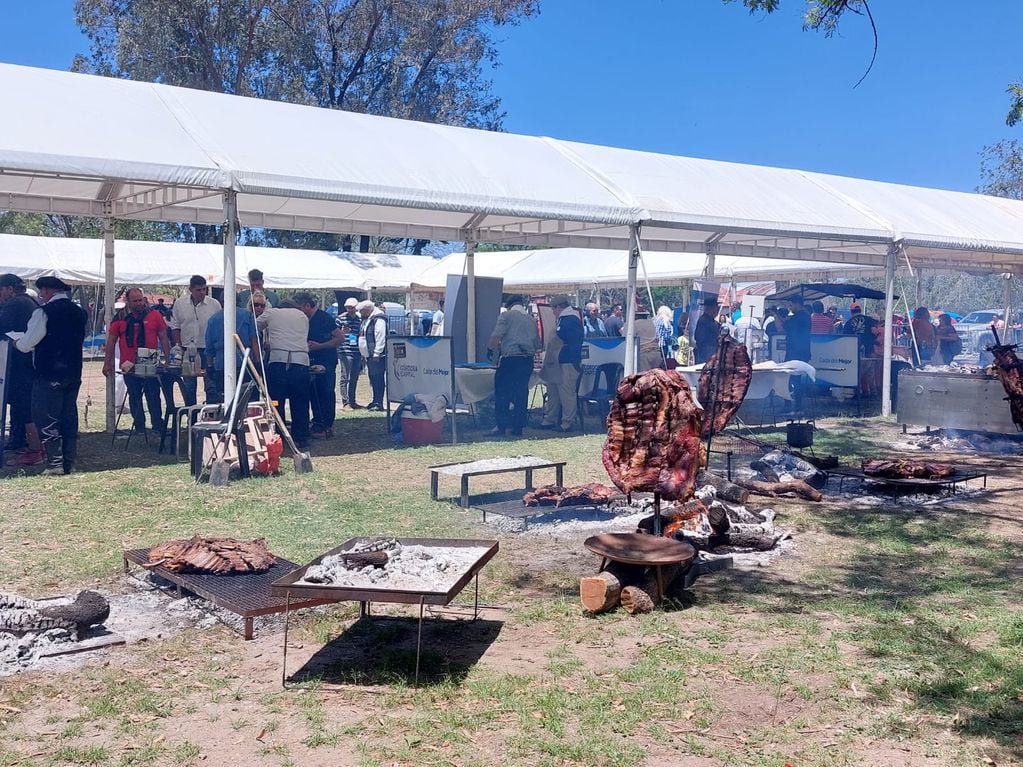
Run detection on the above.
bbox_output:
[897,370,1018,435]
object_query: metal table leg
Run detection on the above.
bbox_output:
[281,592,291,688]
[430,471,439,501]
[460,475,470,508]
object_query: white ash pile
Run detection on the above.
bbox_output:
[893,430,1023,455]
[745,450,826,488]
[0,591,110,671]
[300,538,491,592]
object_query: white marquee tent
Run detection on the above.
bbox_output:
[5,62,1023,420]
[411,248,884,292]
[0,233,432,290]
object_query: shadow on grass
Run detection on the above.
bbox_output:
[694,502,1023,755]
[286,613,503,688]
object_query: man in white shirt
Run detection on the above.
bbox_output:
[256,299,311,448]
[430,299,445,336]
[357,300,388,411]
[170,275,221,406]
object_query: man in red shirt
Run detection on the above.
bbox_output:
[103,287,171,436]
[810,301,834,334]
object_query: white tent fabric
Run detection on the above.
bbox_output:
[411,249,883,291]
[0,233,428,290]
[5,63,1023,272]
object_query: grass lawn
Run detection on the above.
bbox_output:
[0,395,1020,767]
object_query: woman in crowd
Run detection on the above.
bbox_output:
[934,313,962,365]
[654,306,675,365]
[911,306,936,366]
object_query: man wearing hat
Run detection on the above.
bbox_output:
[693,296,722,364]
[539,296,583,432]
[357,300,388,411]
[0,273,43,463]
[16,276,88,475]
[337,297,363,409]
[488,295,542,436]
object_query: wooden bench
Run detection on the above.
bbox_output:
[429,455,566,508]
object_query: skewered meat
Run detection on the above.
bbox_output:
[145,536,276,574]
[697,335,752,437]
[861,459,955,480]
[987,340,1023,429]
[523,483,620,507]
[602,368,703,501]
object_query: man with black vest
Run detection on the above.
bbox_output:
[16,276,88,476]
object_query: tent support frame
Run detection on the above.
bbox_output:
[881,241,900,417]
[223,191,239,399]
[102,210,116,433]
[624,224,641,375]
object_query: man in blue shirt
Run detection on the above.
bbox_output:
[204,305,259,404]
[539,296,583,432]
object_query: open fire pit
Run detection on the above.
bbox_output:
[271,537,498,684]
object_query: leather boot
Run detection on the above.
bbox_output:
[62,437,77,475]
[41,440,64,475]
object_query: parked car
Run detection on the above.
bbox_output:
[955,309,1003,351]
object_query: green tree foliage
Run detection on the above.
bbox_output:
[72,0,537,129]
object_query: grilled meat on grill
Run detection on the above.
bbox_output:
[697,336,753,437]
[602,368,703,501]
[145,536,276,574]
[861,459,955,480]
[523,483,620,507]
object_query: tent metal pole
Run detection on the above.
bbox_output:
[102,213,116,434]
[881,241,899,417]
[624,224,641,375]
[223,191,238,399]
[466,237,476,363]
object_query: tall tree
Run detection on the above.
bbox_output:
[73,0,537,129]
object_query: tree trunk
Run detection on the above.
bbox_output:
[697,470,750,504]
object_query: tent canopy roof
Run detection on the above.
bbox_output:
[0,233,431,289]
[411,248,884,291]
[768,283,889,303]
[4,63,1023,273]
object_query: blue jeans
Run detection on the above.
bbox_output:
[310,361,337,431]
[494,355,533,432]
[125,374,163,433]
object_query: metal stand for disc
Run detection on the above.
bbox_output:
[652,491,662,536]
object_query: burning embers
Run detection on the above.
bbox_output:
[299,538,491,592]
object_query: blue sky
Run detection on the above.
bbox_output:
[2,0,1021,193]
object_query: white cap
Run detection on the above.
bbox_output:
[344,297,358,308]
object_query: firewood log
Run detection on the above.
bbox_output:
[718,525,782,551]
[735,477,822,502]
[340,551,388,569]
[580,572,623,613]
[620,563,685,615]
[620,585,657,615]
[696,470,750,504]
[579,561,645,613]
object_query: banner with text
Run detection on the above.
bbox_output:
[386,336,454,401]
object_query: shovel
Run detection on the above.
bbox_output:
[234,335,313,474]
[208,349,251,486]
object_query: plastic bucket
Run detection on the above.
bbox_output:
[402,413,444,445]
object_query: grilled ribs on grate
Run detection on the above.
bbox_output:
[861,459,955,480]
[523,483,620,507]
[145,536,276,574]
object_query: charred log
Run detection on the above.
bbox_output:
[735,477,823,502]
[696,470,750,504]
